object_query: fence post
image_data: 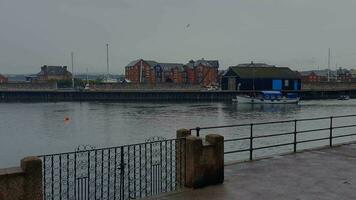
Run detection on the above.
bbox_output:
[21,156,43,200]
[294,120,297,153]
[195,127,200,137]
[250,124,253,161]
[184,134,224,188]
[330,116,333,147]
[176,129,191,187]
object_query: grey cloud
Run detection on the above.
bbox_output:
[1,0,356,74]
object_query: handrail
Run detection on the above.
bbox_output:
[190,114,356,136]
[190,114,356,162]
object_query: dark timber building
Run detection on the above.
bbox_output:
[221,63,301,91]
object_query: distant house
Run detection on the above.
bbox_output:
[125,59,184,84]
[0,74,8,83]
[299,70,337,82]
[125,58,219,86]
[186,59,219,86]
[221,62,301,91]
[36,65,72,81]
[336,68,351,82]
[299,71,321,82]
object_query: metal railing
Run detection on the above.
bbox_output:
[190,114,356,162]
[38,137,186,200]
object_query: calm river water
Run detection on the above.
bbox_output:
[1,100,356,167]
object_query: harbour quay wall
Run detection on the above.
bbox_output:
[0,90,240,102]
[302,82,356,91]
[0,89,356,102]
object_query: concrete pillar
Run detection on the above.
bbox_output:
[205,134,224,185]
[184,134,224,188]
[185,135,204,188]
[176,129,191,186]
[176,128,191,138]
[21,156,43,200]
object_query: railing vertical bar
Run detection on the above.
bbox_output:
[43,156,46,200]
[330,116,333,147]
[170,140,173,192]
[74,153,77,200]
[120,146,124,200]
[66,154,69,200]
[114,148,117,200]
[107,149,111,200]
[294,120,297,153]
[184,139,187,186]
[101,150,104,200]
[94,150,97,200]
[87,151,90,200]
[51,155,54,200]
[139,144,142,198]
[250,124,253,161]
[150,143,153,196]
[80,178,83,200]
[59,155,62,200]
[145,143,148,197]
[160,141,163,193]
[134,145,137,199]
[128,145,131,198]
[165,140,168,192]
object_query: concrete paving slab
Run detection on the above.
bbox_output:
[148,143,356,200]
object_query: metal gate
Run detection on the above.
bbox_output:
[39,137,186,200]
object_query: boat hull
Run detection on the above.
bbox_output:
[232,95,299,104]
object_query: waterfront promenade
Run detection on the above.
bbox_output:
[151,143,356,200]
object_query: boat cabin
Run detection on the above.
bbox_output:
[257,91,282,100]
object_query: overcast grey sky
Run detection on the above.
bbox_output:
[1,0,356,74]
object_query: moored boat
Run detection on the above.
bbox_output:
[338,95,350,100]
[232,91,300,104]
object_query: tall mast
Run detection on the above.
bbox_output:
[251,61,255,92]
[106,43,109,82]
[328,48,331,82]
[86,68,89,85]
[71,52,74,89]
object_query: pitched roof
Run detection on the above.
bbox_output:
[207,60,219,68]
[125,59,158,68]
[156,63,184,71]
[184,59,219,68]
[226,66,300,79]
[0,74,7,80]
[37,66,71,76]
[237,63,274,68]
[299,70,337,77]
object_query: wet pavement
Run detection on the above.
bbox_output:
[149,143,356,200]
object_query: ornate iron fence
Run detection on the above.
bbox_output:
[38,137,186,200]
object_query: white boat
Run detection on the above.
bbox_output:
[338,95,350,100]
[232,91,300,104]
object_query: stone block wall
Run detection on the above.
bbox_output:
[0,157,42,200]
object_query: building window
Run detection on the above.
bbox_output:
[182,71,188,83]
[285,80,289,87]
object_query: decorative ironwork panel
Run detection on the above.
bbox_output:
[39,138,186,200]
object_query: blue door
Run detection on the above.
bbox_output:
[294,81,299,90]
[272,80,282,90]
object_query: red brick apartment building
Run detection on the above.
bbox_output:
[125,59,219,86]
[300,71,321,82]
[0,74,8,83]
